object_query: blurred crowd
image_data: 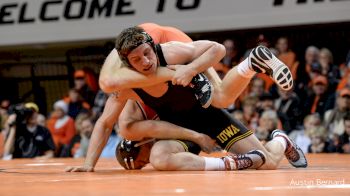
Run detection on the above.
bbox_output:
[0,35,350,160]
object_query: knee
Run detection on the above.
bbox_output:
[149,148,173,171]
[212,90,235,108]
[118,121,140,141]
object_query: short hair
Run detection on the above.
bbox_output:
[306,45,319,54]
[115,26,154,66]
[260,110,279,125]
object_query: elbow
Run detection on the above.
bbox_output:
[99,77,121,94]
[119,128,140,141]
[118,121,140,141]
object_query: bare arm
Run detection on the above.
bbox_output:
[164,41,226,86]
[3,114,17,158]
[3,126,16,157]
[99,49,174,93]
[118,101,217,153]
[65,94,127,172]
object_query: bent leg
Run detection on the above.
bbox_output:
[149,140,206,171]
[229,135,285,170]
[211,65,252,108]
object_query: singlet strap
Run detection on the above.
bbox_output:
[155,44,167,67]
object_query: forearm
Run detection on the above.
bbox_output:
[101,67,174,93]
[188,43,226,75]
[99,49,174,93]
[3,127,16,156]
[122,120,201,143]
[83,120,113,168]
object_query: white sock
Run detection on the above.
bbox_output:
[272,136,288,151]
[204,157,226,171]
[237,58,256,78]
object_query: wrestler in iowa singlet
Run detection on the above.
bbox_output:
[133,44,253,152]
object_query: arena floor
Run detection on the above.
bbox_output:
[0,153,349,196]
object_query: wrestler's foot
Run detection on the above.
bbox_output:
[221,150,266,170]
[248,45,293,91]
[190,73,213,108]
[271,129,308,168]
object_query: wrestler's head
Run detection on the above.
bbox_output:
[115,139,154,170]
[115,26,157,75]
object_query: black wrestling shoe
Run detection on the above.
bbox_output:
[190,73,213,108]
[248,45,293,91]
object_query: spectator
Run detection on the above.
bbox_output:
[307,125,330,153]
[91,90,108,121]
[257,93,275,114]
[74,69,96,106]
[250,77,267,97]
[241,96,259,130]
[255,110,279,143]
[337,69,350,91]
[70,115,94,158]
[222,39,240,68]
[230,110,246,125]
[289,114,322,153]
[338,113,350,153]
[324,88,350,136]
[319,48,341,92]
[66,88,90,119]
[36,114,47,127]
[303,75,335,119]
[3,103,55,159]
[295,46,320,97]
[47,100,76,157]
[275,87,302,133]
[276,37,297,79]
[339,49,350,78]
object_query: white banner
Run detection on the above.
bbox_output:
[0,0,349,46]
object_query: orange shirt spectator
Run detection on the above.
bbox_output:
[47,100,76,155]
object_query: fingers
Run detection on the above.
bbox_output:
[64,166,87,172]
[167,65,177,70]
[172,78,191,86]
[64,166,73,172]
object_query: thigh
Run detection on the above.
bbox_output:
[151,140,200,155]
[192,107,253,151]
[228,134,269,155]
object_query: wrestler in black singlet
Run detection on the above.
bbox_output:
[133,44,253,152]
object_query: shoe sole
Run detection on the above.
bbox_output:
[249,46,293,91]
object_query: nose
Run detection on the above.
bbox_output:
[142,56,150,65]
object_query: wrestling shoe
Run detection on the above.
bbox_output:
[221,150,266,170]
[190,73,213,108]
[271,129,308,168]
[248,45,293,91]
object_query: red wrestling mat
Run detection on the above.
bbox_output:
[0,154,349,196]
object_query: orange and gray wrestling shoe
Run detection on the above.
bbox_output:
[221,150,266,170]
[271,129,308,168]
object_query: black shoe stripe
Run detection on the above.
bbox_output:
[257,46,273,60]
[250,47,273,75]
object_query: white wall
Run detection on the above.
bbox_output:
[0,0,349,45]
